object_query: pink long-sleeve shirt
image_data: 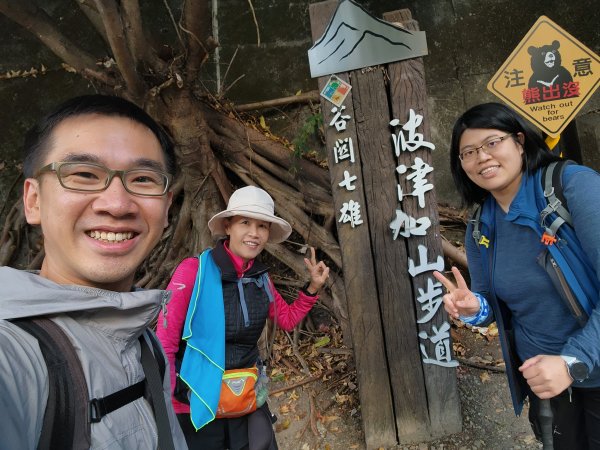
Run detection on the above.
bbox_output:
[156,246,317,413]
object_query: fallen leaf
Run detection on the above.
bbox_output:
[259,116,268,130]
[314,336,331,348]
[271,372,285,382]
[61,63,76,73]
[320,415,340,424]
[275,418,291,432]
[335,393,350,404]
[471,325,489,335]
[482,354,494,363]
[453,342,466,356]
[480,371,491,383]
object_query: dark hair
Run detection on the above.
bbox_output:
[22,94,176,177]
[449,102,561,206]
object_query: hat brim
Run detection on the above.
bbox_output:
[208,208,292,244]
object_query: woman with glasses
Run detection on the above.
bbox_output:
[433,102,600,449]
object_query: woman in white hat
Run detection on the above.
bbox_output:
[157,186,329,449]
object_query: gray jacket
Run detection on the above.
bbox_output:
[0,267,187,450]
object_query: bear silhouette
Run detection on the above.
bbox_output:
[527,40,573,91]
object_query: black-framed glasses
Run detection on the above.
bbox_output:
[35,161,172,196]
[459,133,514,163]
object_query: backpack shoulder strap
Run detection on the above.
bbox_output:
[260,273,275,303]
[10,320,163,450]
[143,329,166,381]
[89,333,164,423]
[470,203,484,246]
[139,332,176,450]
[540,160,573,238]
[11,317,91,450]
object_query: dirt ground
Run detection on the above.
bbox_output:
[268,322,542,450]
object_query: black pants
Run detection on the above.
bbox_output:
[529,386,600,449]
[177,404,278,450]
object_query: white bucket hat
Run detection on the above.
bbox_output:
[208,186,292,244]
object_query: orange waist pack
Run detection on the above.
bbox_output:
[216,366,259,419]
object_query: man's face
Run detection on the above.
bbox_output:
[23,114,173,291]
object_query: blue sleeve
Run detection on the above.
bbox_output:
[460,293,492,326]
[560,166,600,371]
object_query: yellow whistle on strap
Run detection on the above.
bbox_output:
[545,135,561,153]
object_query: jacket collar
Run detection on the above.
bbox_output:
[481,169,541,227]
[213,239,269,281]
[0,266,167,342]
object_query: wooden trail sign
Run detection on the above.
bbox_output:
[309,2,461,448]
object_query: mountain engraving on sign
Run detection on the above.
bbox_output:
[308,0,428,78]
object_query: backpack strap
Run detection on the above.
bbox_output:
[139,333,176,450]
[260,273,275,303]
[144,329,166,381]
[470,203,483,246]
[90,331,165,422]
[237,273,275,328]
[11,317,91,450]
[11,319,170,450]
[540,160,573,240]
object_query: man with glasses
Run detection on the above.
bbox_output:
[0,95,187,449]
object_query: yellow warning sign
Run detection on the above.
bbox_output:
[487,16,599,137]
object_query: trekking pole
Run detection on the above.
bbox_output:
[538,399,554,449]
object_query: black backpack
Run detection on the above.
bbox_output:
[10,317,172,450]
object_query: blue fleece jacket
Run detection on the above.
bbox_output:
[465,164,600,414]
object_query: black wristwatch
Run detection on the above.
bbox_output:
[301,282,317,297]
[561,355,589,382]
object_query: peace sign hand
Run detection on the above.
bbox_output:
[433,266,480,319]
[303,247,330,295]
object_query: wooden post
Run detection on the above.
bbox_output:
[309,2,462,446]
[384,9,462,438]
[309,3,397,449]
[351,67,431,441]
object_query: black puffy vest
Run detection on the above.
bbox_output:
[211,241,271,369]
